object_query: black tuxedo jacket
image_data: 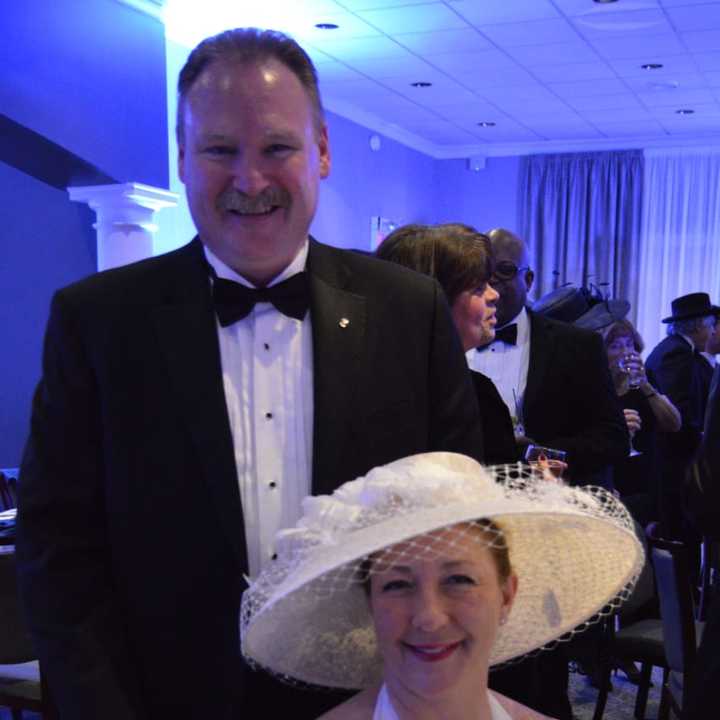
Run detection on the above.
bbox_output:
[521,311,628,485]
[646,333,707,458]
[16,238,483,719]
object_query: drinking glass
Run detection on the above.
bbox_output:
[524,445,567,482]
[618,354,643,390]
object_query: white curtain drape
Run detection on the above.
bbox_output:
[637,148,720,355]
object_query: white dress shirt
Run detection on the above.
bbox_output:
[466,307,531,428]
[205,242,313,579]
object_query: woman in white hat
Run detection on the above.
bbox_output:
[242,453,643,720]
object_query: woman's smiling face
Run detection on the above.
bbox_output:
[368,523,517,700]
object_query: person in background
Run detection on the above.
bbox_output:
[646,292,716,539]
[468,229,628,720]
[601,319,680,525]
[376,223,517,465]
[16,28,484,720]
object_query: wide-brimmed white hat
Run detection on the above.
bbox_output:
[241,453,643,689]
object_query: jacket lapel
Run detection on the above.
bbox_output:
[152,240,246,567]
[307,241,367,496]
[523,311,556,432]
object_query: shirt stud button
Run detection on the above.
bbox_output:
[265,412,273,419]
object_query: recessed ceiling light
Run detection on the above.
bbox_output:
[641,63,664,70]
[477,121,496,128]
[593,0,619,3]
[314,23,339,30]
[410,81,432,88]
[676,109,695,115]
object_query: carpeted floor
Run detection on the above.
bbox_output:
[0,666,666,719]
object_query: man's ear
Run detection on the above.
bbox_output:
[525,269,535,292]
[318,125,331,179]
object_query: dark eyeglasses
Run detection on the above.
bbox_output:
[491,261,529,282]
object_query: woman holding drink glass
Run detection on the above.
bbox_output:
[602,320,680,521]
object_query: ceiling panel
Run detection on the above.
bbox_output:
[504,40,601,65]
[163,0,720,156]
[394,28,493,54]
[478,18,580,47]
[664,3,720,31]
[449,0,560,25]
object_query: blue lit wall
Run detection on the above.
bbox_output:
[0,0,168,466]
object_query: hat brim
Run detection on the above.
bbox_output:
[574,299,630,331]
[242,482,642,689]
[662,307,718,323]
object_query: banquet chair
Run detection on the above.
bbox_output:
[0,551,57,719]
[0,474,16,512]
[647,523,704,720]
[592,522,668,720]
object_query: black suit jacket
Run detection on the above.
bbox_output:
[646,334,707,459]
[470,371,517,465]
[522,311,628,485]
[16,238,483,719]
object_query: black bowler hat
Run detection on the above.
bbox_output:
[662,292,718,323]
[532,285,629,331]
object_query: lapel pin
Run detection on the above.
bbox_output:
[339,318,350,328]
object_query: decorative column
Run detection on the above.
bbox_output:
[68,183,178,271]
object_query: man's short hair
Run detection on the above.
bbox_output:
[176,27,325,143]
[376,223,493,306]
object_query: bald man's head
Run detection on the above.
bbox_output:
[487,228,534,327]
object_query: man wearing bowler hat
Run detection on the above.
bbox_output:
[646,292,717,538]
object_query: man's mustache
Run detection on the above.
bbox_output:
[217,188,290,214]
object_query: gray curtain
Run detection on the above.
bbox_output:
[520,150,644,322]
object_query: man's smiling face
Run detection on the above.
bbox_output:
[178,57,330,286]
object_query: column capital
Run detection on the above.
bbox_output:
[68,182,179,271]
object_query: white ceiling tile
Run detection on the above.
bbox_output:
[436,103,509,123]
[606,54,698,77]
[309,35,409,60]
[637,87,718,106]
[344,53,439,79]
[588,32,687,59]
[548,78,631,100]
[553,0,661,15]
[571,9,671,37]
[320,76,399,100]
[426,48,519,73]
[380,74,481,105]
[577,105,654,122]
[622,71,709,93]
[681,30,720,53]
[505,41,601,65]
[565,93,645,111]
[401,121,479,144]
[705,70,720,86]
[355,4,469,34]
[293,11,381,41]
[467,120,543,142]
[449,0,560,26]
[533,125,605,141]
[695,51,720,71]
[530,62,618,83]
[664,3,720,31]
[478,18,580,48]
[394,28,493,54]
[336,0,440,9]
[454,65,539,90]
[316,62,370,82]
[660,0,720,6]
[486,94,574,115]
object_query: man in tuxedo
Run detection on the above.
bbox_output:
[468,228,627,720]
[646,292,717,538]
[467,228,627,487]
[16,29,483,720]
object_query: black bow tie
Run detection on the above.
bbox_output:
[211,271,310,326]
[477,323,517,351]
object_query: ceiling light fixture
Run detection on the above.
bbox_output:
[676,109,695,115]
[641,63,663,70]
[477,121,496,127]
[314,23,339,30]
[593,0,619,3]
[410,81,432,88]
